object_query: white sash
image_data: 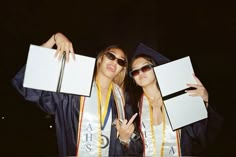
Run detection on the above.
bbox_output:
[77,82,125,157]
[112,83,125,120]
[140,95,181,157]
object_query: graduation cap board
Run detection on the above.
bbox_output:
[133,43,207,131]
[23,44,96,96]
[154,56,208,130]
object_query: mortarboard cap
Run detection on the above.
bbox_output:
[133,43,170,65]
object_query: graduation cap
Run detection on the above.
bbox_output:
[132,43,170,65]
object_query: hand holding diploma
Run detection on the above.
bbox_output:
[42,32,75,62]
[185,74,209,107]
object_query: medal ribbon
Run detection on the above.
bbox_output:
[96,82,112,130]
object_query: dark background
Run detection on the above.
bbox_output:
[1,0,235,156]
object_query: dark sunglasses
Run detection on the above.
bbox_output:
[104,52,127,67]
[129,64,154,77]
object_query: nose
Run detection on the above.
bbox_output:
[139,69,145,75]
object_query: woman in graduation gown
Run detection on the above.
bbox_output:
[12,33,143,157]
[128,43,223,156]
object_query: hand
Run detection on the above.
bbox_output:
[185,74,209,107]
[116,113,138,143]
[54,33,75,62]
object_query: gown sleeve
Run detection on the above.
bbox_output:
[122,103,143,156]
[181,103,224,155]
[110,93,143,156]
[11,66,64,114]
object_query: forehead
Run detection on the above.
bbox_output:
[108,48,125,58]
[132,57,152,67]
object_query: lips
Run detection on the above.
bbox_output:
[107,64,116,73]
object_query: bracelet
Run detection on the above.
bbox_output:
[53,34,56,42]
[118,136,130,147]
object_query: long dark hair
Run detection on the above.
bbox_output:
[126,54,158,125]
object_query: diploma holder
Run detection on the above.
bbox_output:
[154,56,208,131]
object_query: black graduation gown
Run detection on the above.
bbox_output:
[12,66,143,157]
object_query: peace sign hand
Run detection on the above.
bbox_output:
[116,113,138,144]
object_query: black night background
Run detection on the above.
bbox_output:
[1,0,235,156]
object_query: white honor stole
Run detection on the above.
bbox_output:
[140,95,181,157]
[77,82,125,157]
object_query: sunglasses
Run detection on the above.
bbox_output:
[129,64,154,77]
[104,52,127,67]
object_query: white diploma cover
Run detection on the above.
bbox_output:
[23,44,96,96]
[154,56,208,130]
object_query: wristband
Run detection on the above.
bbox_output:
[118,136,130,148]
